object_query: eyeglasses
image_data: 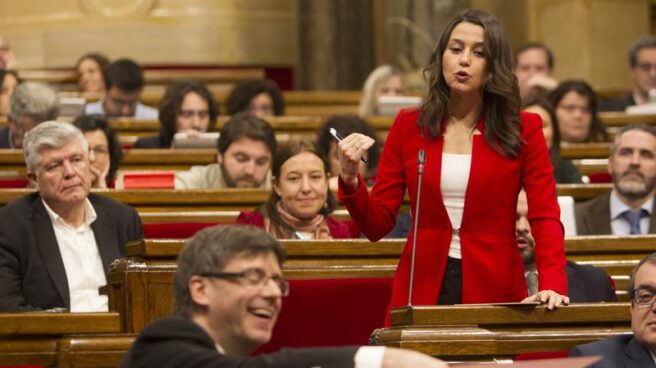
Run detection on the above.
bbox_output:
[198,267,289,296]
[636,63,656,72]
[631,286,656,307]
[179,109,209,119]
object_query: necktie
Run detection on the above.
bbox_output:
[525,271,538,296]
[622,209,646,235]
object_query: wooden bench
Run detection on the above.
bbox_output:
[372,303,631,363]
[0,312,133,368]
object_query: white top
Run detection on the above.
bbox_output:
[42,198,108,312]
[609,190,653,235]
[440,153,472,259]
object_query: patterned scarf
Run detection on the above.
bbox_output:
[264,201,332,239]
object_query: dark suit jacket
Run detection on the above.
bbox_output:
[575,193,656,235]
[0,192,143,311]
[119,316,360,368]
[599,93,636,112]
[570,334,656,368]
[566,261,616,303]
[0,127,11,148]
[133,135,164,148]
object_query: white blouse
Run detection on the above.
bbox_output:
[440,153,472,259]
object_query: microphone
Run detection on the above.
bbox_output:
[407,149,426,306]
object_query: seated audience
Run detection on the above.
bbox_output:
[75,52,110,94]
[73,115,123,188]
[576,124,656,235]
[517,190,615,302]
[119,225,446,368]
[237,139,352,239]
[316,115,382,190]
[134,80,218,148]
[175,112,275,189]
[358,64,405,117]
[0,36,17,70]
[523,97,582,183]
[513,42,558,102]
[0,121,143,312]
[0,81,59,149]
[85,58,158,119]
[0,69,18,116]
[600,35,656,111]
[226,78,285,118]
[548,80,607,144]
[570,251,656,366]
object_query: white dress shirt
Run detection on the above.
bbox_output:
[42,198,108,312]
[609,191,654,235]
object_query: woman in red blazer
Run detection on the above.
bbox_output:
[337,9,568,317]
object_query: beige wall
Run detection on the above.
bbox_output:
[473,0,651,91]
[0,0,297,68]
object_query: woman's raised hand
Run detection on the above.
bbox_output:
[336,133,375,190]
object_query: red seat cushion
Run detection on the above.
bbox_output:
[255,277,393,354]
[0,179,29,188]
[142,222,223,239]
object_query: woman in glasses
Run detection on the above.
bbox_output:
[73,115,123,188]
[226,79,285,118]
[134,81,219,148]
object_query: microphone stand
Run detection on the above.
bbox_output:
[407,149,425,306]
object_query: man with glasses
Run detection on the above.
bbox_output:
[0,122,142,312]
[600,35,656,112]
[570,251,656,367]
[85,58,158,119]
[0,81,59,149]
[120,225,447,368]
[575,124,656,235]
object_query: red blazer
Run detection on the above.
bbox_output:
[339,109,567,314]
[236,210,354,239]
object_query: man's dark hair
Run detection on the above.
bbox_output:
[72,114,123,184]
[226,79,285,116]
[514,42,554,70]
[217,112,277,155]
[628,35,656,68]
[172,225,285,317]
[104,58,145,92]
[158,80,219,147]
[629,251,656,304]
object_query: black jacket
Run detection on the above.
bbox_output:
[0,192,143,311]
[120,316,360,368]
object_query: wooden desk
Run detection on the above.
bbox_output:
[107,235,650,332]
[0,312,131,367]
[372,303,631,362]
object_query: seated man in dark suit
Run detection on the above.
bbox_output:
[576,124,656,235]
[0,121,143,312]
[120,225,446,368]
[570,252,656,367]
[0,81,59,149]
[517,191,615,302]
[600,35,656,112]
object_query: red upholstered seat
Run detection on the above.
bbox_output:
[255,277,393,353]
[514,351,569,360]
[142,222,223,239]
[0,179,29,188]
[585,172,612,183]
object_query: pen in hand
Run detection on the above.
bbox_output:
[329,128,369,164]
